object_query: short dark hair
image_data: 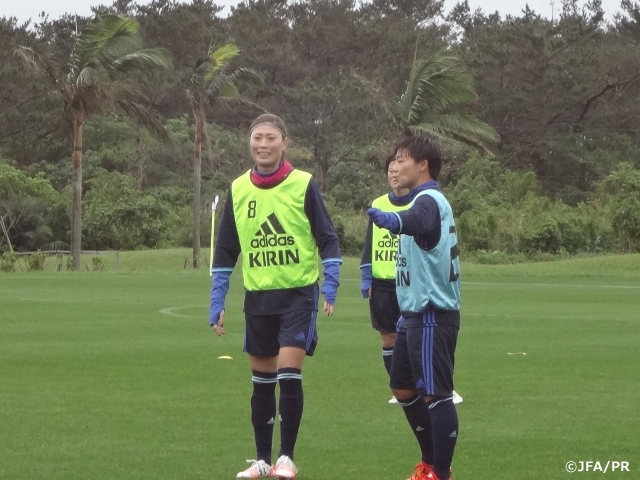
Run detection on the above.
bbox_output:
[383,153,396,174]
[250,113,288,139]
[394,135,443,180]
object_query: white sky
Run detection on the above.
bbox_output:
[0,0,623,24]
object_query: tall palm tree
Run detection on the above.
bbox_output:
[186,43,263,269]
[357,49,498,156]
[16,14,171,269]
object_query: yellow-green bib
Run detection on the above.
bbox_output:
[371,194,408,280]
[232,169,319,291]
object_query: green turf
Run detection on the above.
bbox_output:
[1,255,639,479]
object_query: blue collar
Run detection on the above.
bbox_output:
[389,180,439,206]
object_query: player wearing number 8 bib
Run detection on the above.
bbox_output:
[209,113,341,479]
[367,135,461,480]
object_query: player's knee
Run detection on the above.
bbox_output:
[392,388,417,404]
[381,332,396,348]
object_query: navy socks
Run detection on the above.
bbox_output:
[277,367,303,460]
[429,397,458,480]
[399,395,458,478]
[251,371,277,465]
[382,347,393,375]
[399,396,434,466]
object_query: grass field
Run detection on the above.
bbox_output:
[1,252,639,479]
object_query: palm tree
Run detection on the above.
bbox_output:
[186,43,263,269]
[357,49,498,156]
[16,14,171,269]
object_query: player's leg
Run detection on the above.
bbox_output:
[390,321,434,479]
[370,283,399,377]
[238,314,281,478]
[276,346,305,464]
[272,309,318,479]
[381,332,396,375]
[417,312,459,480]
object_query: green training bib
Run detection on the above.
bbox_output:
[371,194,408,280]
[232,169,319,291]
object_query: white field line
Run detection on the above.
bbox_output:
[158,306,205,318]
[464,281,640,289]
[340,278,640,289]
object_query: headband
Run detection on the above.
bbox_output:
[250,122,287,139]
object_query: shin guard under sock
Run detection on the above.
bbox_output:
[382,347,393,375]
[277,367,303,459]
[399,395,434,466]
[429,397,458,480]
[251,371,277,465]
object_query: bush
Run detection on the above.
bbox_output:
[26,251,46,271]
[332,216,363,257]
[0,251,19,272]
[91,256,104,271]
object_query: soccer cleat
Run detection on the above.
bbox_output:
[424,468,453,480]
[452,390,463,404]
[236,459,274,478]
[389,396,399,404]
[273,455,298,479]
[425,471,452,480]
[406,461,433,480]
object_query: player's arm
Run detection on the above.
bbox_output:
[359,220,373,299]
[210,190,241,335]
[396,195,441,250]
[305,180,342,315]
[367,195,440,249]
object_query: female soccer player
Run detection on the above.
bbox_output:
[368,135,461,480]
[209,113,341,479]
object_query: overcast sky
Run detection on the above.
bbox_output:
[0,0,623,24]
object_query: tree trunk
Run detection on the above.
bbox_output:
[71,116,84,271]
[0,216,13,252]
[135,122,145,191]
[317,151,330,192]
[192,109,203,269]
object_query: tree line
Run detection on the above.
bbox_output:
[1,0,640,265]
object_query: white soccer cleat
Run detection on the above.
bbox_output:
[236,459,273,478]
[452,390,463,404]
[273,455,298,479]
[389,396,399,404]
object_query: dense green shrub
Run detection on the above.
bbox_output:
[0,251,19,272]
[82,172,185,250]
[597,163,640,253]
[26,251,46,271]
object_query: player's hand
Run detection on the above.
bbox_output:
[360,281,372,299]
[212,310,226,336]
[323,301,334,316]
[367,208,400,231]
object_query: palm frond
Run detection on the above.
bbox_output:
[429,114,499,143]
[108,48,172,78]
[409,114,498,157]
[74,66,105,88]
[217,81,240,98]
[75,15,140,71]
[14,46,63,92]
[398,50,478,126]
[116,98,169,142]
[226,67,265,88]
[204,44,240,81]
[89,35,143,71]
[214,96,261,110]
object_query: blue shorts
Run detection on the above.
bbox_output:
[369,280,400,334]
[244,310,318,358]
[390,311,458,397]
